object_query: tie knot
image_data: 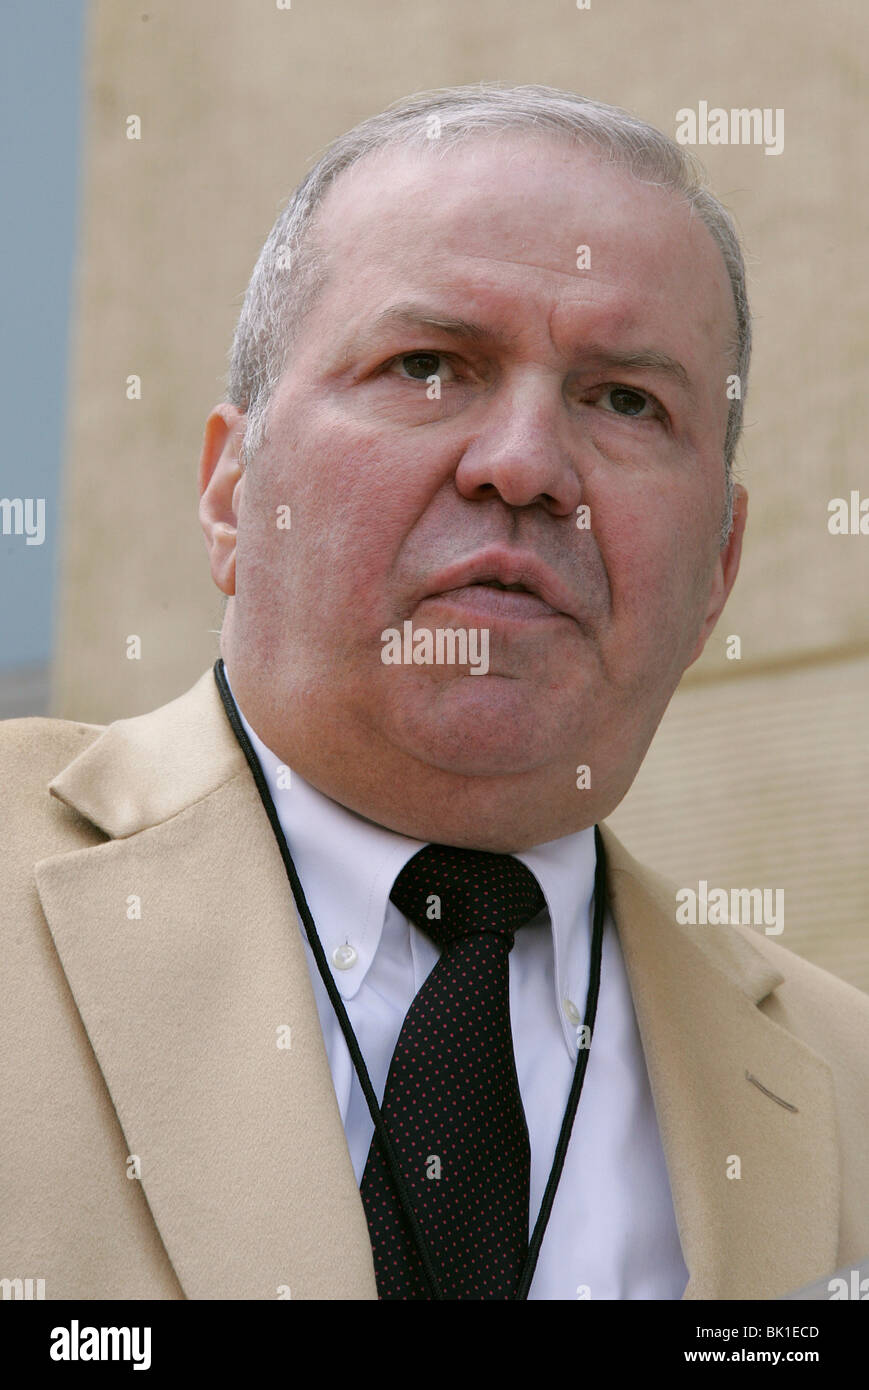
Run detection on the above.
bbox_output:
[390,843,546,951]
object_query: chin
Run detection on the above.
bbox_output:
[384,677,572,778]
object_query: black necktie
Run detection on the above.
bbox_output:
[360,843,546,1299]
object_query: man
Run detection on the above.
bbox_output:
[2,84,867,1301]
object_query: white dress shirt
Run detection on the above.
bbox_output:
[226,672,688,1299]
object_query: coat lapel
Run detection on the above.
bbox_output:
[35,670,377,1300]
[601,826,840,1300]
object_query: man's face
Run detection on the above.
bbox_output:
[202,133,746,849]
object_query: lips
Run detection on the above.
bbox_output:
[417,549,578,623]
[430,583,561,620]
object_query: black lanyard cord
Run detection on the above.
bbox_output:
[514,823,606,1300]
[214,658,607,1302]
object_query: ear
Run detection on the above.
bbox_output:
[198,404,247,596]
[686,484,748,668]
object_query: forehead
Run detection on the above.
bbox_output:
[304,132,736,368]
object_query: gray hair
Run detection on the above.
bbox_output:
[227,83,750,541]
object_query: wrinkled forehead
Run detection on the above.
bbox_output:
[306,131,738,362]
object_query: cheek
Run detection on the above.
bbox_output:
[273,403,425,526]
[245,417,438,625]
[593,479,716,655]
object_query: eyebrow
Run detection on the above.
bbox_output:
[368,303,502,345]
[359,302,693,391]
[587,348,692,391]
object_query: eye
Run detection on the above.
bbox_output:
[385,351,457,383]
[596,385,659,419]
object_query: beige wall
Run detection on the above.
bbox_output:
[55,0,868,988]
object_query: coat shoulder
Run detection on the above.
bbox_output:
[0,714,107,873]
[746,926,869,1005]
[602,822,869,1063]
[737,924,869,1057]
[0,712,104,782]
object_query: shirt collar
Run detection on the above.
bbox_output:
[225,669,598,1056]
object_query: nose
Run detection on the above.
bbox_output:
[453,372,584,517]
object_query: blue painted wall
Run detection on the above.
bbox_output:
[0,1,87,672]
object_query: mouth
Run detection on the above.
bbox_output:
[474,579,534,592]
[417,551,579,624]
[428,584,561,621]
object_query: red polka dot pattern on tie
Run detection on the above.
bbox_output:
[360,843,546,1300]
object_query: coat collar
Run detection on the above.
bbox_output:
[37,668,838,1299]
[47,668,246,838]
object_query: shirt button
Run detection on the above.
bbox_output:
[332,944,358,970]
[563,998,581,1026]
